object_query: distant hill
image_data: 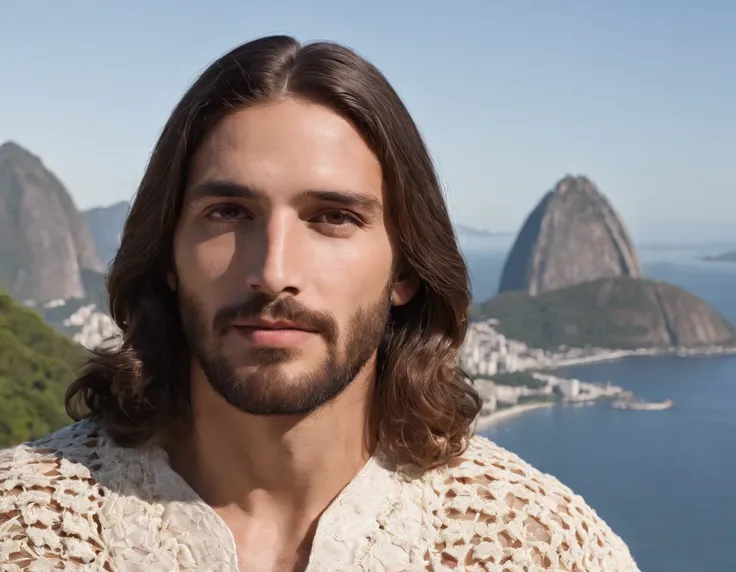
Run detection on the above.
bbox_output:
[38,268,110,328]
[455,224,510,237]
[499,175,642,295]
[83,200,129,268]
[704,251,736,262]
[471,277,736,350]
[0,141,103,302]
[0,291,83,447]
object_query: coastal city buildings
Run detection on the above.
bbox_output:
[61,303,118,349]
[461,319,627,416]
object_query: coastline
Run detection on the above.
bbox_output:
[543,345,736,371]
[474,401,555,432]
[467,342,736,434]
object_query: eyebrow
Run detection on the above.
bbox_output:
[186,180,261,203]
[303,189,382,215]
[186,180,383,215]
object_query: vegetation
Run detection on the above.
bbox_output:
[472,277,654,349]
[0,291,83,447]
[480,371,547,389]
[471,276,735,350]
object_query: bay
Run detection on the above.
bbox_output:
[463,236,736,571]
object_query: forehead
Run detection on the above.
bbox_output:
[185,98,384,202]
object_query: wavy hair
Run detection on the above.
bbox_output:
[66,35,481,469]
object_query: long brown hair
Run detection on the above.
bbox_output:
[66,35,480,469]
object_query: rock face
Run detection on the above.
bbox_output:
[82,201,129,268]
[652,280,735,347]
[0,141,103,302]
[499,175,643,295]
[474,277,735,350]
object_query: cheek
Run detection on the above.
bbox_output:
[312,235,393,309]
[175,232,236,289]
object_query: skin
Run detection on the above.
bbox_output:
[163,98,418,572]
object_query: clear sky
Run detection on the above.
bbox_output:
[1,0,734,242]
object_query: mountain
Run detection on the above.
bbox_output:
[499,175,642,295]
[472,277,736,350]
[82,200,129,267]
[704,251,736,262]
[0,141,104,302]
[0,290,83,447]
[455,224,511,237]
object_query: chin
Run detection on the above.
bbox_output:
[201,354,356,416]
[213,372,350,417]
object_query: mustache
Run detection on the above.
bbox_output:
[212,294,338,341]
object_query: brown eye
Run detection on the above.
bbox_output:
[325,211,350,225]
[316,210,359,226]
[207,205,250,221]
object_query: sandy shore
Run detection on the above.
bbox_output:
[548,350,636,368]
[474,401,556,432]
[546,345,736,370]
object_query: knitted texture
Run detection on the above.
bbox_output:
[0,420,639,571]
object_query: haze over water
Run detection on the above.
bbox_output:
[464,235,736,572]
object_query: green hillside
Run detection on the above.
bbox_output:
[0,291,84,447]
[471,277,736,350]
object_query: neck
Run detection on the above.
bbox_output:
[163,360,378,526]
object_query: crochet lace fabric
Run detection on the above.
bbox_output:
[0,421,639,571]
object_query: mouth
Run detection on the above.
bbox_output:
[229,319,318,347]
[231,319,318,333]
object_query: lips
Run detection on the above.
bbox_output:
[233,320,317,333]
[231,322,316,347]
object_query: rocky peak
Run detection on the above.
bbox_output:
[0,141,103,302]
[499,175,643,295]
[0,140,42,164]
[82,200,130,267]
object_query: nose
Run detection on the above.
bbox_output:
[244,212,303,297]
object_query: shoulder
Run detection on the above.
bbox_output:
[424,435,640,571]
[0,420,111,570]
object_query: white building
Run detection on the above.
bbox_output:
[558,378,581,398]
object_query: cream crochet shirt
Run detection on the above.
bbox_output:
[0,420,639,571]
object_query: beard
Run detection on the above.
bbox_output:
[179,286,391,416]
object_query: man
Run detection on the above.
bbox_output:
[0,36,639,571]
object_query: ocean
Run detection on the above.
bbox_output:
[461,235,736,572]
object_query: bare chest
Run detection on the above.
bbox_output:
[222,513,316,572]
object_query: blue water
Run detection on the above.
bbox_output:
[462,236,736,572]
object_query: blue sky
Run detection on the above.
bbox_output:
[1,0,734,242]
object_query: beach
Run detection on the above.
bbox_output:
[474,401,555,432]
[548,345,736,370]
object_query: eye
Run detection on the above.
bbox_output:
[313,210,361,226]
[205,204,251,221]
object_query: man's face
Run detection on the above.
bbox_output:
[171,98,409,415]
